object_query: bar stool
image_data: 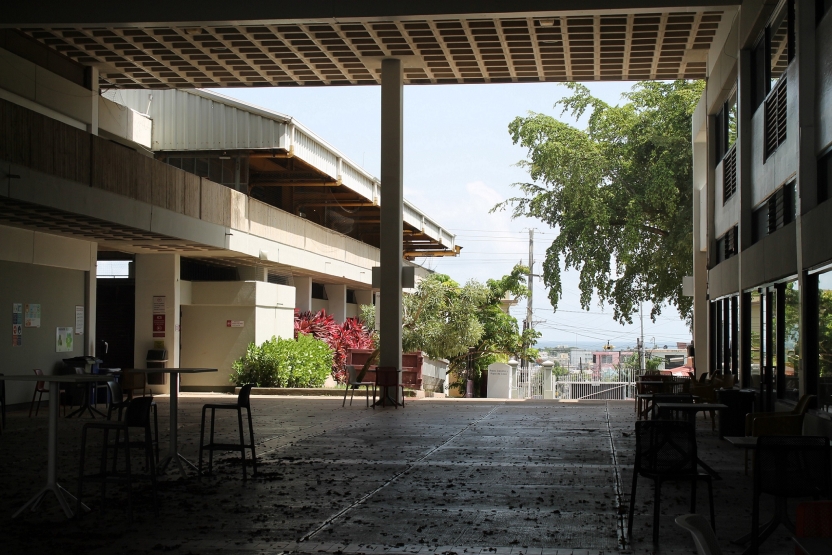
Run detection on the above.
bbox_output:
[76,396,158,522]
[106,380,159,466]
[198,384,257,479]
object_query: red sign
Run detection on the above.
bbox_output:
[153,314,166,337]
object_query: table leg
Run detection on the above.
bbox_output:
[12,382,88,519]
[157,372,200,476]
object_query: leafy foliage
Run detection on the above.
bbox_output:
[229,334,333,387]
[402,274,489,361]
[294,309,375,383]
[495,81,704,324]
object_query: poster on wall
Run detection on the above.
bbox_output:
[75,306,84,335]
[56,327,73,352]
[12,303,22,346]
[25,303,41,328]
[152,296,166,338]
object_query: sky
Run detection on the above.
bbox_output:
[211,82,693,350]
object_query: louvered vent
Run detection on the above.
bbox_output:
[723,146,737,202]
[724,225,738,260]
[764,79,788,159]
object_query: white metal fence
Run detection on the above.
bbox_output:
[513,363,545,399]
[550,368,638,401]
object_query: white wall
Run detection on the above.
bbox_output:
[0,225,96,405]
[179,280,294,389]
[134,254,181,393]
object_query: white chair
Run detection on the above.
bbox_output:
[342,365,373,408]
[675,514,723,555]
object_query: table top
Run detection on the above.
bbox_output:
[654,402,728,411]
[128,368,217,375]
[792,536,832,554]
[1,374,106,383]
[724,436,757,447]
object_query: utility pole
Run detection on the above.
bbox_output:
[639,302,645,373]
[526,228,534,332]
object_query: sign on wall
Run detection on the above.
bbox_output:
[226,320,244,328]
[12,303,22,346]
[25,303,41,328]
[56,327,73,352]
[153,296,166,338]
[75,306,84,335]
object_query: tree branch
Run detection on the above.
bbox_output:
[609,219,669,237]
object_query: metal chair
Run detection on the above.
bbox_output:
[198,384,257,479]
[76,396,158,522]
[651,393,695,421]
[342,365,373,408]
[676,514,723,555]
[628,419,715,545]
[746,436,832,554]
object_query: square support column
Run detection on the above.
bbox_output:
[379,58,404,383]
[295,276,312,313]
[325,283,347,323]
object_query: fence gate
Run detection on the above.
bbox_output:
[514,363,545,399]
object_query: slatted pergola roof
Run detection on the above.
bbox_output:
[15,10,728,88]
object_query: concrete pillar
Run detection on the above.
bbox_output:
[379,58,404,383]
[692,96,709,379]
[84,243,97,356]
[134,254,181,394]
[325,283,347,323]
[354,289,373,308]
[294,276,312,313]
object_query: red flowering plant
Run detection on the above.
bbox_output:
[294,309,375,384]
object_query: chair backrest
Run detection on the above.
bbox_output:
[793,394,816,415]
[375,366,400,387]
[123,396,154,428]
[755,436,832,499]
[33,368,44,390]
[675,514,723,555]
[106,380,124,404]
[796,500,832,539]
[237,384,254,409]
[722,373,736,388]
[698,372,709,383]
[121,369,146,392]
[634,420,698,476]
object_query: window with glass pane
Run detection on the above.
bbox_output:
[727,89,737,149]
[784,280,799,400]
[750,291,762,388]
[818,272,832,411]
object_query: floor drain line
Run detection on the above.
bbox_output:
[299,404,502,543]
[604,401,627,552]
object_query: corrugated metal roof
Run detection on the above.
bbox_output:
[104,87,454,249]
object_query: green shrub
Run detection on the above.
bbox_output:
[229,334,333,388]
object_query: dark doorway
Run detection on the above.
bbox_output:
[96,254,135,369]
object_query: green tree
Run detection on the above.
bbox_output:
[494,81,704,324]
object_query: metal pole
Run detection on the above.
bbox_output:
[379,58,404,398]
[640,302,645,372]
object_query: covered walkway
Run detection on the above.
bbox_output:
[1,398,789,554]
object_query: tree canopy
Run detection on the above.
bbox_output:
[494,80,704,324]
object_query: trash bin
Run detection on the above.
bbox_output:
[145,349,168,385]
[717,388,756,439]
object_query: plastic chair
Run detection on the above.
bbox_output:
[676,514,723,555]
[374,366,405,408]
[0,373,5,432]
[651,393,695,421]
[28,369,50,417]
[747,436,832,554]
[342,365,373,408]
[106,380,159,466]
[198,384,257,479]
[795,501,832,555]
[120,369,147,399]
[628,419,715,545]
[76,396,158,522]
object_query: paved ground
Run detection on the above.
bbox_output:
[0,396,797,555]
